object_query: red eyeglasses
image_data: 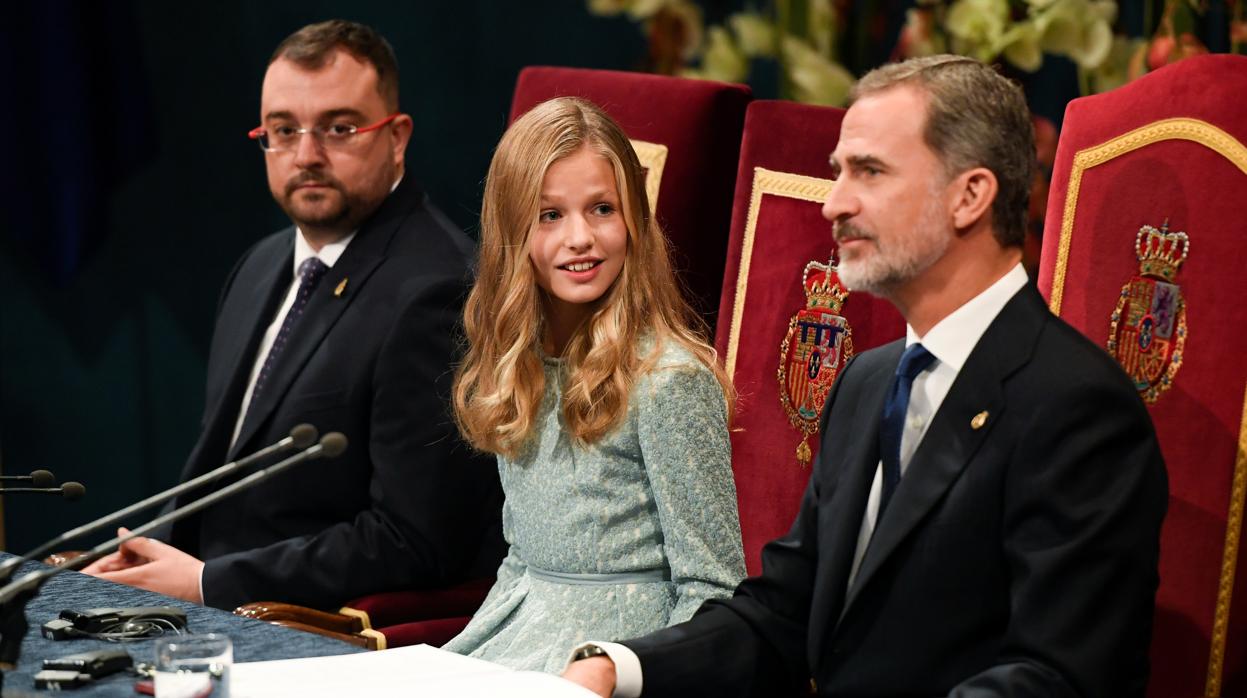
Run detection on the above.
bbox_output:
[248,114,399,152]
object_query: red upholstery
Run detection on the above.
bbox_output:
[344,577,493,628]
[343,577,493,648]
[510,67,751,322]
[1036,54,1247,698]
[716,101,904,574]
[374,616,474,650]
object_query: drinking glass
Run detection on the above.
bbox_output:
[154,633,232,698]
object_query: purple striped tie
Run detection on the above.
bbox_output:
[250,257,329,406]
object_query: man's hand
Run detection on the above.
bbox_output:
[562,655,617,698]
[81,527,149,575]
[82,528,205,604]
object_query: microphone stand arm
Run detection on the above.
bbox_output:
[0,436,341,687]
[0,433,305,587]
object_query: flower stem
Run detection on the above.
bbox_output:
[1234,0,1244,55]
[777,0,792,100]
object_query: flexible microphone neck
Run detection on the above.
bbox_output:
[0,433,346,674]
[0,483,84,500]
[0,424,317,581]
[0,432,346,607]
[0,471,56,488]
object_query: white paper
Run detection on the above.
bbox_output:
[231,644,598,697]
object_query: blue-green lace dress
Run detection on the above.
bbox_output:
[442,340,746,672]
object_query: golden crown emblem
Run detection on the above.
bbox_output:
[804,259,849,311]
[1135,220,1189,282]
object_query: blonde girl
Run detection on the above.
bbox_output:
[444,96,745,673]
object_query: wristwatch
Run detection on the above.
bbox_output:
[571,644,609,662]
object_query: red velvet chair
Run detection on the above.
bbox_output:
[511,66,752,324]
[1036,54,1247,698]
[716,100,904,574]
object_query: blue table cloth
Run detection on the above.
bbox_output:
[0,554,362,696]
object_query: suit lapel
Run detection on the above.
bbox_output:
[227,179,423,459]
[807,345,898,664]
[198,234,293,465]
[228,255,382,460]
[836,286,1044,623]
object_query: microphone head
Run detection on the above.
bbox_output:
[290,423,319,449]
[60,482,86,501]
[30,470,56,488]
[319,433,348,458]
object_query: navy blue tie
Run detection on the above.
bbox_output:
[250,257,329,406]
[878,343,936,517]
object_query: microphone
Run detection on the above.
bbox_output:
[0,424,318,583]
[0,433,346,672]
[0,471,56,488]
[0,432,348,605]
[0,483,85,501]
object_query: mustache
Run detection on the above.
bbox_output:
[285,172,344,197]
[833,221,875,244]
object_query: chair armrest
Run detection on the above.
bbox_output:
[233,601,369,634]
[42,551,86,566]
[260,619,384,650]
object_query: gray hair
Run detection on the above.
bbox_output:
[852,55,1035,248]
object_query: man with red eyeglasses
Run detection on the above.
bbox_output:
[84,20,503,611]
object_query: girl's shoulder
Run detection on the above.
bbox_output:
[638,335,705,370]
[630,337,729,425]
[634,336,719,393]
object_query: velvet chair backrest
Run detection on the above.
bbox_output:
[510,66,751,324]
[1037,54,1247,698]
[716,100,904,574]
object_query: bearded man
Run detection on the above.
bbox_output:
[85,20,503,611]
[565,54,1168,698]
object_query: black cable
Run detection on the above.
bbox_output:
[65,614,188,643]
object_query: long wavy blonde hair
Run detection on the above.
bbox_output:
[453,96,733,458]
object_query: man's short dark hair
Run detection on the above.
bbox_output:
[271,19,400,111]
[852,55,1035,249]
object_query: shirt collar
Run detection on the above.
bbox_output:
[905,263,1028,372]
[292,228,357,276]
[289,175,399,276]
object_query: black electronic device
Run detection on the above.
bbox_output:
[33,669,93,689]
[63,607,187,633]
[42,607,187,640]
[42,648,133,677]
[42,618,77,640]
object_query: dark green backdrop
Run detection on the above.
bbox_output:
[0,1,656,553]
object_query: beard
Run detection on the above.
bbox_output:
[834,195,951,297]
[277,170,384,233]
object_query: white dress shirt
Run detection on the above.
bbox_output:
[578,263,1029,698]
[229,174,401,448]
[846,263,1027,588]
[228,229,356,449]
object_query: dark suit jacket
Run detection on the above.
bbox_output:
[162,177,503,611]
[625,285,1168,697]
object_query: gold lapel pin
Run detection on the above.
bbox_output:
[970,410,989,430]
[334,278,348,297]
